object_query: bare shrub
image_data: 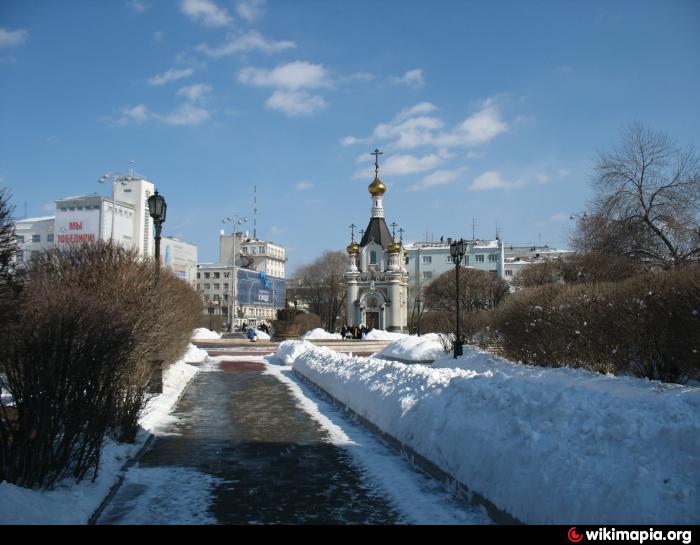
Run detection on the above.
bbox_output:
[1,239,203,492]
[0,293,132,489]
[491,267,700,383]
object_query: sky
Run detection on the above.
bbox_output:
[1,0,699,273]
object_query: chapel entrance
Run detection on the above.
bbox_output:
[365,312,379,329]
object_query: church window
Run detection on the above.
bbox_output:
[367,296,378,308]
[370,250,377,264]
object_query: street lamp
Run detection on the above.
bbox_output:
[449,238,468,358]
[222,215,248,332]
[147,189,167,264]
[98,167,139,243]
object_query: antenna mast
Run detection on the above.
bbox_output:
[253,185,257,239]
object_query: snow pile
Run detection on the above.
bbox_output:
[364,329,407,340]
[285,341,700,524]
[301,328,342,340]
[191,328,221,340]
[256,330,271,340]
[377,333,445,362]
[0,356,200,524]
[275,340,315,365]
[181,343,208,363]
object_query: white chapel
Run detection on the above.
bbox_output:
[344,150,409,332]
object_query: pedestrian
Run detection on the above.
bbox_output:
[246,326,258,342]
[341,325,347,338]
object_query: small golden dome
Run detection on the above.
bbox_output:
[346,241,360,255]
[368,175,386,196]
[388,241,401,253]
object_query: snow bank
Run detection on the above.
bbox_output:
[275,340,315,365]
[0,355,200,524]
[191,328,221,340]
[284,342,700,524]
[181,343,208,363]
[364,329,407,340]
[301,328,342,340]
[256,330,271,340]
[377,333,445,362]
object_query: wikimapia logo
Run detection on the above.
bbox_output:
[567,527,693,544]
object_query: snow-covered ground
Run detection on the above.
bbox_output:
[263,358,491,524]
[376,333,445,362]
[281,339,700,524]
[191,328,221,340]
[0,345,203,524]
[364,329,407,341]
[301,328,342,340]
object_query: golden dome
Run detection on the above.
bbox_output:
[388,241,401,253]
[368,175,386,196]
[346,241,360,255]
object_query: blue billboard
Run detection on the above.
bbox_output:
[237,269,286,308]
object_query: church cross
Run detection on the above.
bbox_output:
[390,222,398,239]
[371,148,383,176]
[398,227,405,242]
[349,223,357,242]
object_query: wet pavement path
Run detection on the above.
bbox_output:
[98,353,405,524]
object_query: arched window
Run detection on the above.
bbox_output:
[370,250,377,264]
[367,296,378,308]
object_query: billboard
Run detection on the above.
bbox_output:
[54,207,101,245]
[237,269,285,308]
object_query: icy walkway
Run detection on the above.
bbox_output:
[97,353,488,524]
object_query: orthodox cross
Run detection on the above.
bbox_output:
[349,223,357,242]
[398,227,405,243]
[371,148,383,177]
[390,222,398,239]
[359,228,365,239]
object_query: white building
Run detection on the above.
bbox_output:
[219,233,286,279]
[405,238,505,289]
[197,232,287,329]
[503,244,574,282]
[344,156,409,332]
[162,236,198,289]
[13,216,55,263]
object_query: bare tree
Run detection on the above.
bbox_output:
[423,268,510,313]
[572,123,700,268]
[287,250,347,332]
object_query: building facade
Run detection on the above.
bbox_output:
[161,236,198,289]
[197,233,287,329]
[344,154,409,332]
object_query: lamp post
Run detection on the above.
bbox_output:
[449,238,468,358]
[147,190,167,265]
[145,189,166,394]
[222,215,248,332]
[98,166,139,243]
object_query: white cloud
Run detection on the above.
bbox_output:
[469,171,523,191]
[354,153,443,179]
[550,212,567,222]
[197,30,296,57]
[341,136,365,146]
[155,103,210,126]
[558,168,571,178]
[0,28,29,48]
[177,83,212,102]
[265,90,327,116]
[181,0,232,27]
[238,61,330,89]
[296,181,314,190]
[434,98,509,148]
[409,167,469,191]
[115,103,209,127]
[148,67,194,86]
[236,0,266,22]
[394,102,437,122]
[127,0,148,13]
[373,115,443,149]
[390,68,424,88]
[342,72,375,82]
[116,104,150,126]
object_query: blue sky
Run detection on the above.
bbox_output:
[1,0,698,273]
